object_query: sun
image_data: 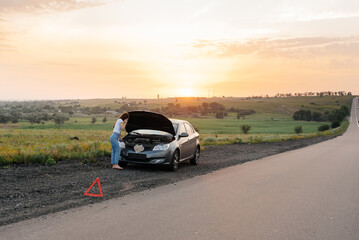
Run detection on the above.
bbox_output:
[178,87,195,97]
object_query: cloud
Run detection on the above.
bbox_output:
[0,25,15,52]
[328,59,359,70]
[187,1,217,20]
[0,0,110,14]
[0,41,15,52]
[0,1,113,52]
[189,36,359,59]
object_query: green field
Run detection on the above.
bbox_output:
[0,96,353,165]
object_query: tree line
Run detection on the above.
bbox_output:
[248,91,352,99]
[292,105,350,130]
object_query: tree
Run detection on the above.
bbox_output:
[27,113,41,124]
[327,106,349,123]
[292,110,312,121]
[209,102,225,112]
[0,114,11,124]
[52,114,69,129]
[9,112,21,123]
[202,102,209,110]
[294,126,303,134]
[318,124,330,132]
[331,121,341,128]
[241,125,251,134]
[215,112,224,119]
[312,111,323,122]
[91,117,97,124]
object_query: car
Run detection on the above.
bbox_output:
[118,111,200,171]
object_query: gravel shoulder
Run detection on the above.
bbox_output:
[0,135,337,226]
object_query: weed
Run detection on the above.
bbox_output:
[46,157,56,165]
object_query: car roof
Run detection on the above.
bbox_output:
[170,119,187,124]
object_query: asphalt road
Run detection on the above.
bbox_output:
[1,98,359,240]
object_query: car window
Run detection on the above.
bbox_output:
[179,124,187,135]
[184,123,194,134]
[172,122,179,134]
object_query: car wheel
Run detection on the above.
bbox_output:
[190,146,200,165]
[169,150,179,171]
[118,161,128,168]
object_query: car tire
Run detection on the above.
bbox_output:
[118,161,128,168]
[190,146,200,165]
[169,150,179,171]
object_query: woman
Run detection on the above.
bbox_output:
[109,112,130,170]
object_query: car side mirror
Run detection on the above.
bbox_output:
[179,132,189,138]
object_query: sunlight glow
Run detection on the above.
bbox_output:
[178,88,195,97]
[0,0,358,99]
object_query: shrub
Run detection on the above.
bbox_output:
[327,106,350,122]
[53,114,69,129]
[0,114,11,124]
[293,110,312,121]
[312,111,324,122]
[294,126,303,134]
[46,157,56,165]
[241,125,251,134]
[318,124,330,132]
[331,121,341,128]
[30,154,47,164]
[215,112,224,119]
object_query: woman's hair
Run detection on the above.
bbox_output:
[113,112,130,128]
[119,112,130,121]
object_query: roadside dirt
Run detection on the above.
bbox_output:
[0,135,337,226]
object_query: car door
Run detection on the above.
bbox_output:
[177,123,190,159]
[184,123,197,157]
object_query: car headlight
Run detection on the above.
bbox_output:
[118,141,126,148]
[153,144,170,151]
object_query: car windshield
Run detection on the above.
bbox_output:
[172,122,179,134]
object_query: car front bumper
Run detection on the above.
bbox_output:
[120,148,172,165]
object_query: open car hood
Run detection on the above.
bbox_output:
[126,111,176,136]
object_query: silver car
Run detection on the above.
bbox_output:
[119,111,200,171]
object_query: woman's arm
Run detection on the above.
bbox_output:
[120,119,128,130]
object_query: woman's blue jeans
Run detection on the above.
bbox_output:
[109,132,121,165]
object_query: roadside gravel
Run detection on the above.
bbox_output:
[0,135,336,226]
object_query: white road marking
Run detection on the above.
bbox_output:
[356,97,359,128]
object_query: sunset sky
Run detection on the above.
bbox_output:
[1,0,359,100]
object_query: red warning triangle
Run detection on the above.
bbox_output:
[84,177,103,197]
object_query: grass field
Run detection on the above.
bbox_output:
[0,96,354,165]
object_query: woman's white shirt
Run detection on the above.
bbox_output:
[113,119,123,134]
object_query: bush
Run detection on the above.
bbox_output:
[29,154,47,164]
[241,125,251,134]
[294,126,303,134]
[327,105,350,122]
[53,114,69,129]
[215,112,224,119]
[331,121,341,128]
[46,157,56,165]
[318,124,330,132]
[312,111,324,122]
[293,110,312,121]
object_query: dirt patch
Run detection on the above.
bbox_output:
[0,135,336,226]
